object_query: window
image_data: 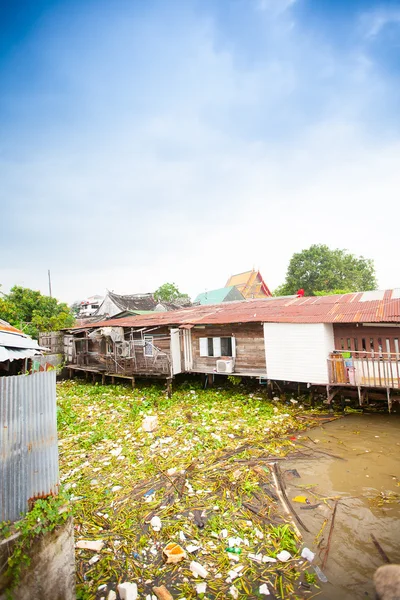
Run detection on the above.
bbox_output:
[199,337,235,358]
[362,338,366,352]
[394,338,399,359]
[370,338,375,357]
[354,338,358,352]
[144,336,153,357]
[340,338,344,350]
[347,338,351,351]
[106,341,113,355]
[386,338,391,358]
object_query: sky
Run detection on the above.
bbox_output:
[1,0,400,304]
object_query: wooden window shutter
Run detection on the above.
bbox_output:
[213,338,221,357]
[199,338,209,357]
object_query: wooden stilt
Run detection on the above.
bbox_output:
[166,378,172,399]
[131,377,135,389]
[267,380,273,400]
[207,373,213,388]
[102,374,105,385]
[111,376,115,385]
[387,388,392,413]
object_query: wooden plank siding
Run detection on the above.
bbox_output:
[190,324,266,375]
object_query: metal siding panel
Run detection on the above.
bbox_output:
[0,371,58,523]
[264,323,334,384]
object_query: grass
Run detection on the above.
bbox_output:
[57,378,323,599]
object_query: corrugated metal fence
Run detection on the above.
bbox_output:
[0,371,59,522]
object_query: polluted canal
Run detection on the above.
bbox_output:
[284,413,400,599]
[56,381,400,599]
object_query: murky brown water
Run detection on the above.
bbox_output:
[284,414,400,599]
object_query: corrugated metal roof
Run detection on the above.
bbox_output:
[69,289,400,330]
[0,319,23,334]
[0,347,41,363]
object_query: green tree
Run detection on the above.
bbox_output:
[275,244,377,297]
[154,282,190,304]
[0,285,75,338]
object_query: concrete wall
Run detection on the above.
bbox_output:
[0,517,75,600]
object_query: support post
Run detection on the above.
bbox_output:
[267,380,273,400]
[131,377,135,390]
[387,388,392,413]
[166,377,172,399]
[111,376,115,385]
[207,373,214,388]
[102,374,105,385]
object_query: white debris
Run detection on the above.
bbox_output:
[259,583,271,595]
[229,585,239,599]
[195,582,207,595]
[262,556,277,563]
[111,486,122,492]
[107,591,117,600]
[150,516,162,532]
[248,553,263,564]
[186,544,201,553]
[143,415,158,432]
[254,528,264,540]
[190,560,209,578]
[117,582,138,600]
[277,550,291,562]
[76,540,104,552]
[167,467,177,476]
[228,553,240,562]
[219,529,228,539]
[110,447,122,457]
[88,554,100,565]
[301,547,315,562]
[179,531,187,542]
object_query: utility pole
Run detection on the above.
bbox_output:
[48,269,52,297]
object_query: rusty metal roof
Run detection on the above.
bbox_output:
[0,319,23,334]
[70,289,400,330]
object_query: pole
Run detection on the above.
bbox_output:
[48,269,52,297]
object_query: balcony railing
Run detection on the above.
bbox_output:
[328,351,400,388]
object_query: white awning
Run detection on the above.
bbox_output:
[0,347,41,363]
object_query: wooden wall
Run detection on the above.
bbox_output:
[190,323,266,375]
[334,324,400,356]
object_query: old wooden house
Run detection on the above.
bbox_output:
[64,289,400,409]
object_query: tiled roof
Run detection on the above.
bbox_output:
[70,289,400,330]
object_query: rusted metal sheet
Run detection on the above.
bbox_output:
[0,371,59,522]
[66,289,400,331]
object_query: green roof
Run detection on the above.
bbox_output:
[194,286,243,305]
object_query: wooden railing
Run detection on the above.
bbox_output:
[328,351,400,388]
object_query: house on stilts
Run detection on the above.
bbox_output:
[60,289,400,410]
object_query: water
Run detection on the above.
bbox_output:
[284,413,400,599]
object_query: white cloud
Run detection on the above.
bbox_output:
[1,1,399,303]
[360,7,400,38]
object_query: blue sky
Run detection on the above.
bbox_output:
[1,0,400,302]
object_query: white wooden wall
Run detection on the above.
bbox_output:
[263,323,335,384]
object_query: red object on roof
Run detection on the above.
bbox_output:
[69,289,400,330]
[297,289,304,297]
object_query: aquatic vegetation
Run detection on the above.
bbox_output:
[57,379,321,599]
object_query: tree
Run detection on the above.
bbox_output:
[275,244,377,297]
[0,285,75,339]
[154,282,190,304]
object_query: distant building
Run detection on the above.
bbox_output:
[94,291,192,320]
[194,286,245,305]
[78,295,104,317]
[225,269,272,299]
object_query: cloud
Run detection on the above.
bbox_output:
[360,6,400,38]
[0,0,399,303]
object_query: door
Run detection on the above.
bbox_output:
[170,329,182,374]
